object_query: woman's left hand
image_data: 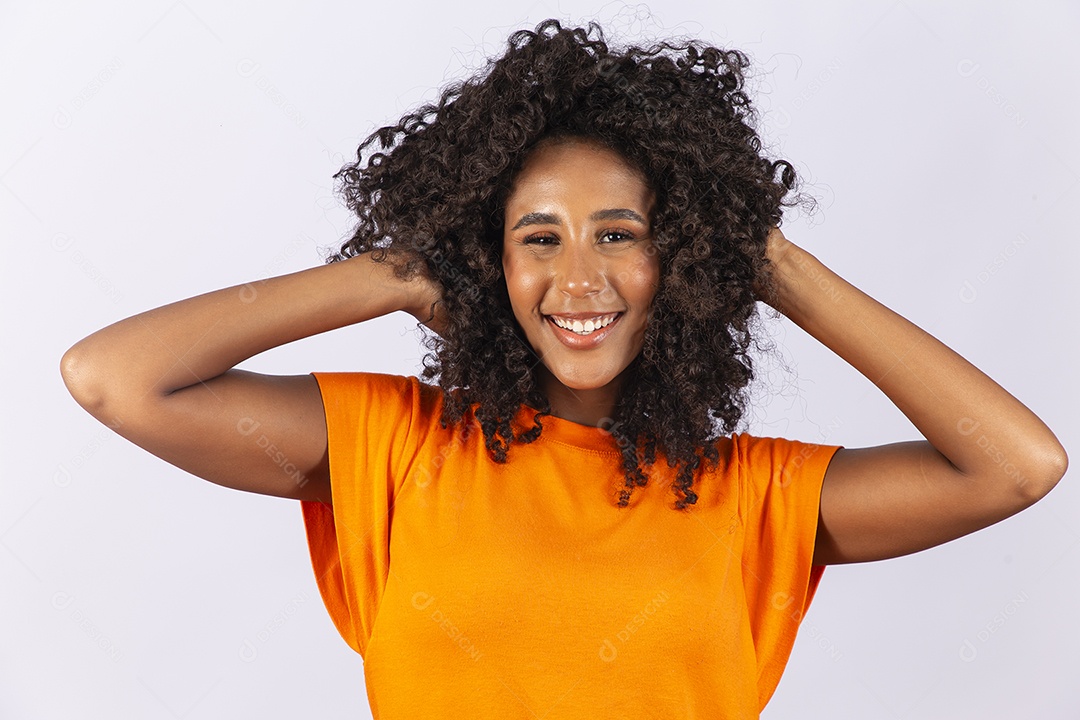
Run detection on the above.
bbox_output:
[752,225,794,305]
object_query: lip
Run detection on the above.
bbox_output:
[545,311,623,320]
[544,312,623,349]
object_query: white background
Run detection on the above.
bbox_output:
[3,1,1078,717]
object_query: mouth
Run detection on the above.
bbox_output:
[543,312,623,348]
[546,312,621,333]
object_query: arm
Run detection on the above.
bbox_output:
[758,227,1068,565]
[60,249,443,504]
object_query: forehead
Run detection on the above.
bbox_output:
[505,139,654,210]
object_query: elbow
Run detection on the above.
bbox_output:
[1016,442,1069,504]
[60,343,105,411]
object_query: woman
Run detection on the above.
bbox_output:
[60,18,1066,718]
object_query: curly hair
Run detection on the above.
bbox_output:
[326,18,811,510]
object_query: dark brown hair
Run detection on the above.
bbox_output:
[327,18,811,509]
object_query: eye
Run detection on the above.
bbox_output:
[601,230,636,243]
[523,234,557,246]
[520,231,635,248]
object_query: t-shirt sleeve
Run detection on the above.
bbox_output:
[735,432,843,710]
[298,371,437,658]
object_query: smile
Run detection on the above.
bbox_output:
[548,313,619,335]
[544,312,623,348]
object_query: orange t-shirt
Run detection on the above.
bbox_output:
[299,371,843,718]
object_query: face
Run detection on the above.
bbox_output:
[501,137,660,405]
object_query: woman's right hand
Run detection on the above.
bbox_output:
[406,261,450,338]
[413,287,449,338]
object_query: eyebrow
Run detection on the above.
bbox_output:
[509,208,647,231]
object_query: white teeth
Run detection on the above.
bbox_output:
[550,313,617,335]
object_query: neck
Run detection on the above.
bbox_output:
[535,365,626,428]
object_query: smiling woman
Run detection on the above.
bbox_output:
[501,135,660,426]
[59,15,1067,720]
[326,21,806,513]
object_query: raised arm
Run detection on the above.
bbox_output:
[60,250,444,505]
[758,227,1068,565]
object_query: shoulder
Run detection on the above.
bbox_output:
[308,372,455,437]
[729,431,841,461]
[311,371,442,403]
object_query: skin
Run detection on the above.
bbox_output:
[762,227,1066,564]
[501,137,660,427]
[61,124,1066,568]
[496,134,1067,565]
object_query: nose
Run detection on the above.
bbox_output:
[553,241,606,297]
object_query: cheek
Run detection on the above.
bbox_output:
[502,257,538,310]
[620,254,661,301]
[643,253,661,286]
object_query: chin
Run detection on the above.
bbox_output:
[558,376,615,392]
[544,362,623,391]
